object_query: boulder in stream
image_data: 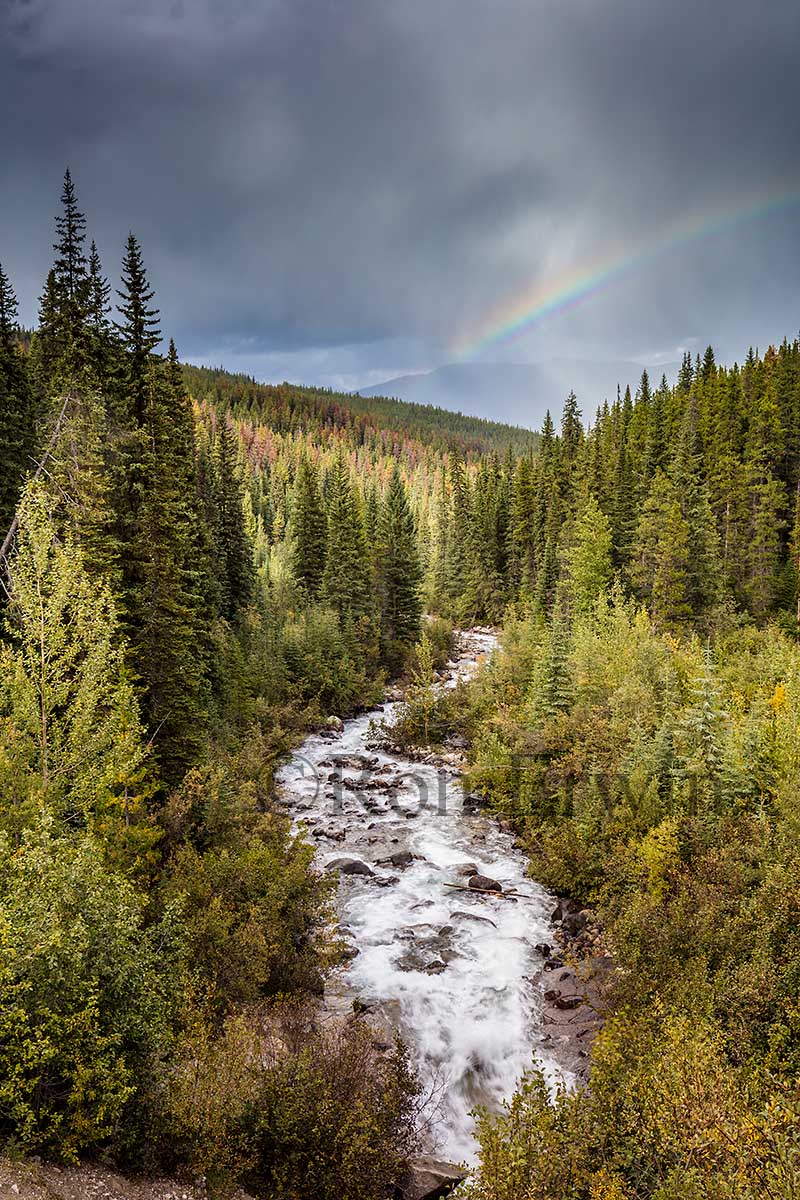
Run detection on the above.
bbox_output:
[468,873,502,893]
[450,909,497,929]
[325,856,374,877]
[394,1156,468,1200]
[453,861,479,877]
[377,849,416,869]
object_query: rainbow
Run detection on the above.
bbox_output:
[454,182,800,360]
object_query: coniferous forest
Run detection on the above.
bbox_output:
[3,172,800,1198]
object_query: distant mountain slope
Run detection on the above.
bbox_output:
[183,363,537,456]
[360,359,679,427]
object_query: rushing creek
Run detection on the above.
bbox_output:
[276,630,568,1164]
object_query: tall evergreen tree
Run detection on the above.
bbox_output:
[114,234,161,424]
[376,466,424,656]
[214,417,255,620]
[291,454,327,598]
[321,454,371,622]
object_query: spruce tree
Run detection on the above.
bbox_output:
[131,358,209,784]
[33,170,91,383]
[509,455,537,597]
[446,454,470,603]
[86,240,114,379]
[291,453,327,598]
[376,466,424,657]
[214,417,255,620]
[53,169,88,315]
[321,454,372,622]
[114,233,161,424]
[560,390,583,486]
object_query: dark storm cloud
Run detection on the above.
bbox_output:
[2,0,800,393]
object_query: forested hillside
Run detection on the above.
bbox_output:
[3,168,800,1199]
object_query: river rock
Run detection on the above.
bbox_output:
[450,909,497,929]
[535,942,552,957]
[325,714,344,732]
[325,856,374,877]
[468,873,502,893]
[461,792,486,812]
[453,861,479,877]
[377,849,416,869]
[394,1155,468,1200]
[562,908,591,936]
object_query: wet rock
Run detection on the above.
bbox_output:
[462,792,486,813]
[377,849,416,869]
[535,942,552,957]
[544,957,564,971]
[372,875,400,888]
[424,960,447,975]
[554,994,584,1011]
[325,715,344,732]
[468,873,502,893]
[450,909,497,929]
[325,857,374,877]
[394,1155,468,1200]
[453,861,480,878]
[544,988,585,1011]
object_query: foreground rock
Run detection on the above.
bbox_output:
[394,1155,468,1200]
[325,856,374,876]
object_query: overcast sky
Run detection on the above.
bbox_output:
[2,0,800,402]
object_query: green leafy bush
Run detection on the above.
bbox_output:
[157,1001,421,1200]
[0,826,182,1160]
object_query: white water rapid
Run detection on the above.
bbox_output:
[276,630,568,1164]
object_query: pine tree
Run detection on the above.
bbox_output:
[533,488,561,616]
[376,466,424,657]
[86,240,114,379]
[432,469,451,608]
[509,454,537,597]
[462,459,506,623]
[321,454,372,622]
[446,454,470,602]
[114,233,161,424]
[32,170,91,383]
[531,606,573,719]
[291,453,327,598]
[131,358,209,784]
[214,417,255,620]
[53,169,88,315]
[560,390,583,486]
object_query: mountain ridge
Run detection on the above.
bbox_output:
[359,358,679,427]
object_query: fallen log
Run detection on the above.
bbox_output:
[443,882,519,899]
